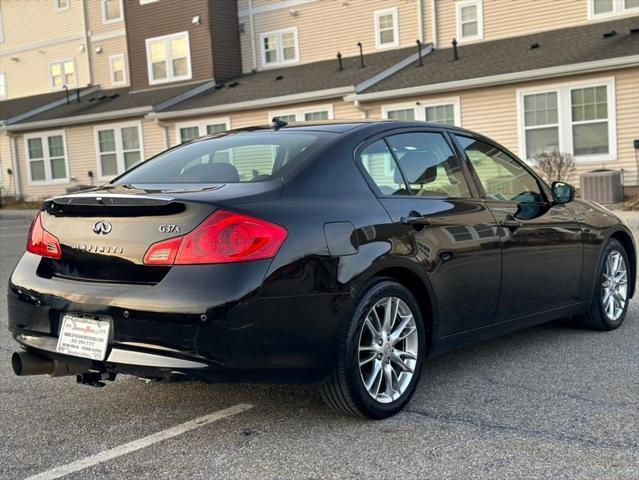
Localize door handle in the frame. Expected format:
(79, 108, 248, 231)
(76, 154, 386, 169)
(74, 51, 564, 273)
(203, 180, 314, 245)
(499, 215, 522, 230)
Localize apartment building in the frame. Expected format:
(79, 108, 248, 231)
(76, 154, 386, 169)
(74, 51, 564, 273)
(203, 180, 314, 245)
(1, 0, 638, 201)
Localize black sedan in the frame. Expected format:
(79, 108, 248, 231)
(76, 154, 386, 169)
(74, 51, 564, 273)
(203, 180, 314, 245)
(8, 121, 635, 419)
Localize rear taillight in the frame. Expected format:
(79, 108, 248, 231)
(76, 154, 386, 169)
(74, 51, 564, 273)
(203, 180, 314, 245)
(143, 210, 287, 265)
(26, 213, 62, 259)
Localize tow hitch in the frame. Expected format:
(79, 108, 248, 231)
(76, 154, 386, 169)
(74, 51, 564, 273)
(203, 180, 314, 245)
(76, 371, 117, 387)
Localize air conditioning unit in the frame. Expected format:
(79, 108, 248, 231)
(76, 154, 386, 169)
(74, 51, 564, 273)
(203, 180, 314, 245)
(580, 169, 623, 204)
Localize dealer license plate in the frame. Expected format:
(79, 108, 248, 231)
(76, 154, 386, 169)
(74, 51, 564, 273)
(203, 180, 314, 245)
(56, 315, 110, 361)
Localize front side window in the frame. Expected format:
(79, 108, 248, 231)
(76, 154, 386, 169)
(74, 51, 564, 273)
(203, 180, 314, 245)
(260, 28, 299, 67)
(456, 135, 543, 203)
(146, 32, 191, 84)
(50, 60, 76, 88)
(456, 0, 483, 41)
(571, 86, 609, 156)
(375, 8, 399, 48)
(522, 91, 559, 159)
(102, 0, 123, 23)
(116, 132, 330, 184)
(25, 132, 68, 183)
(96, 124, 143, 177)
(386, 132, 471, 198)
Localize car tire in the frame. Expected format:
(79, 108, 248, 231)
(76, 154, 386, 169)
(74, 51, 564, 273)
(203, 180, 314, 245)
(320, 279, 426, 419)
(574, 238, 631, 331)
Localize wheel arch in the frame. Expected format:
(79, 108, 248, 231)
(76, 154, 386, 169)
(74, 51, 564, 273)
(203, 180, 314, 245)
(609, 228, 636, 298)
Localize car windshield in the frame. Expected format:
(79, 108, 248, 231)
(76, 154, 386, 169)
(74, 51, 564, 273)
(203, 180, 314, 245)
(114, 131, 331, 184)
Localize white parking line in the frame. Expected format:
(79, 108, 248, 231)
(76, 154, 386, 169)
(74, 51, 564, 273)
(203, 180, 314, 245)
(24, 403, 254, 480)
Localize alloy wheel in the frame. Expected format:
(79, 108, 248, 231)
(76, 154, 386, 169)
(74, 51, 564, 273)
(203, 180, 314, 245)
(601, 249, 628, 322)
(357, 296, 418, 404)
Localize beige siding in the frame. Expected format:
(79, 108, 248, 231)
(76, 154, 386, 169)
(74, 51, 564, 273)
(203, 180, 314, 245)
(0, 133, 14, 194)
(90, 36, 129, 88)
(364, 67, 639, 186)
(435, 0, 589, 48)
(239, 0, 421, 73)
(85, 0, 125, 37)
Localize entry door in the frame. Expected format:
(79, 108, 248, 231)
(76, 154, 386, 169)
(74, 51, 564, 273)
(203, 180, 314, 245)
(360, 131, 502, 336)
(454, 134, 583, 322)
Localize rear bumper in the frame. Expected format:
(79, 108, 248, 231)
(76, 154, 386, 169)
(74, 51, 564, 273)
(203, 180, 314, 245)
(8, 252, 349, 383)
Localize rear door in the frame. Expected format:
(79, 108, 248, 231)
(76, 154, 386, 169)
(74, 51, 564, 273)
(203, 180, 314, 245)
(359, 129, 501, 336)
(452, 134, 583, 322)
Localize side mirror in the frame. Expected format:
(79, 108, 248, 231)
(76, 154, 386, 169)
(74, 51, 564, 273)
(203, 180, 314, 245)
(551, 181, 575, 204)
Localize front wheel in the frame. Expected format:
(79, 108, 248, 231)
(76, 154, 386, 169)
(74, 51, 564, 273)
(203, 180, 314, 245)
(320, 280, 426, 419)
(575, 239, 630, 331)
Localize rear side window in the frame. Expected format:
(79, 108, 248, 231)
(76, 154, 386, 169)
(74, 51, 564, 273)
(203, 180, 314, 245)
(115, 131, 329, 184)
(360, 140, 406, 196)
(386, 132, 471, 198)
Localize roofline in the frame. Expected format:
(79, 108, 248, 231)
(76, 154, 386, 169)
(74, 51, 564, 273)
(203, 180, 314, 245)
(150, 86, 356, 120)
(4, 106, 153, 132)
(346, 55, 639, 102)
(355, 45, 433, 92)
(3, 85, 101, 125)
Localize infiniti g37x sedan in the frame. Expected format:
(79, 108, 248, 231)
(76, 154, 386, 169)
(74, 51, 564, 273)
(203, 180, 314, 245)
(8, 121, 635, 419)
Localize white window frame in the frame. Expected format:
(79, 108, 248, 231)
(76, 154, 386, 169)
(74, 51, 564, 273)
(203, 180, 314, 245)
(48, 59, 77, 89)
(174, 117, 231, 146)
(140, 0, 159, 4)
(24, 130, 70, 185)
(382, 97, 462, 126)
(518, 89, 562, 162)
(101, 0, 124, 24)
(259, 27, 300, 69)
(94, 121, 145, 180)
(374, 8, 399, 49)
(109, 54, 127, 86)
(456, 0, 483, 42)
(56, 0, 70, 12)
(0, 72, 6, 99)
(145, 31, 192, 85)
(587, 0, 639, 19)
(267, 104, 334, 123)
(517, 77, 617, 163)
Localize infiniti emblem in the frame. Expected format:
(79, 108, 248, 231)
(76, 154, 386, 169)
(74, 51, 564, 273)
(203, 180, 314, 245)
(92, 221, 112, 235)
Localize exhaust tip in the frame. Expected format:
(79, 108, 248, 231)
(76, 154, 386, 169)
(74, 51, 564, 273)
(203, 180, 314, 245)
(11, 352, 24, 376)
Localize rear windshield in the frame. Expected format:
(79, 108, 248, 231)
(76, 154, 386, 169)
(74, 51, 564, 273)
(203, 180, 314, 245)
(114, 131, 330, 184)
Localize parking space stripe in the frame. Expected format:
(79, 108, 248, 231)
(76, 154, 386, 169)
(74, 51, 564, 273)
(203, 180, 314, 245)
(24, 403, 255, 480)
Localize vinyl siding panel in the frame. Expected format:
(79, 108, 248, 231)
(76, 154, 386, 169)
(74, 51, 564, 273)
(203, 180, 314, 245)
(240, 0, 420, 73)
(90, 37, 129, 88)
(85, 0, 125, 37)
(364, 68, 639, 186)
(435, 0, 589, 48)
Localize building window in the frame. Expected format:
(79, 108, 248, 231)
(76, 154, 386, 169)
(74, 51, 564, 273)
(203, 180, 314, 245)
(259, 28, 299, 68)
(109, 54, 127, 85)
(518, 79, 616, 162)
(49, 60, 76, 88)
(383, 98, 461, 126)
(456, 0, 483, 42)
(101, 0, 123, 23)
(95, 123, 144, 178)
(146, 31, 192, 84)
(0, 72, 6, 99)
(56, 0, 70, 11)
(522, 91, 559, 158)
(176, 119, 230, 144)
(269, 106, 333, 123)
(589, 0, 639, 17)
(25, 131, 69, 183)
(374, 8, 399, 49)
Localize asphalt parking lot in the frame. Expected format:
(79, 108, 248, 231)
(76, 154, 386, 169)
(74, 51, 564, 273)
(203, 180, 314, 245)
(1, 212, 638, 480)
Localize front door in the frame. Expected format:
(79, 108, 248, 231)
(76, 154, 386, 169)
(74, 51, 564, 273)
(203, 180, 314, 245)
(359, 130, 502, 336)
(453, 134, 583, 323)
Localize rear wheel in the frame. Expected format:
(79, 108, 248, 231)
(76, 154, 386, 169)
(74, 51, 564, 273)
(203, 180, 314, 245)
(575, 239, 630, 331)
(320, 280, 425, 419)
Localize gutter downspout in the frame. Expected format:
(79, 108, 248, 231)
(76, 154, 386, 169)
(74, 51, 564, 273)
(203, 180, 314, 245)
(81, 0, 94, 86)
(417, 0, 424, 44)
(248, 0, 258, 71)
(9, 134, 22, 199)
(430, 0, 438, 49)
